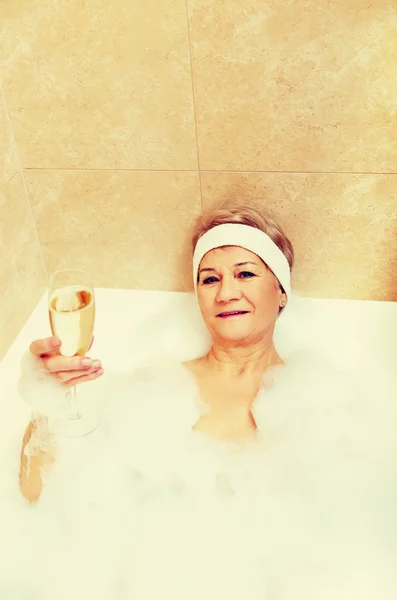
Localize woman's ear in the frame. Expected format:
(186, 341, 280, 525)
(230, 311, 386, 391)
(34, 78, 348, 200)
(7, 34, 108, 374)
(279, 294, 287, 308)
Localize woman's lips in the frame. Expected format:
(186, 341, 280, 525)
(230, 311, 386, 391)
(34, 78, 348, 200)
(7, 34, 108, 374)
(216, 311, 249, 318)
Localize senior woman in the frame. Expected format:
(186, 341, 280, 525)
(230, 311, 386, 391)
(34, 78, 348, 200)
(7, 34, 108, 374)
(6, 202, 397, 599)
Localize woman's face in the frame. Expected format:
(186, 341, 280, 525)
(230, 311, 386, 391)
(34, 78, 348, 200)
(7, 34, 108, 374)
(196, 246, 287, 346)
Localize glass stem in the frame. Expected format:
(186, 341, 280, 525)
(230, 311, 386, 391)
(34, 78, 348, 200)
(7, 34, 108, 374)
(68, 385, 81, 420)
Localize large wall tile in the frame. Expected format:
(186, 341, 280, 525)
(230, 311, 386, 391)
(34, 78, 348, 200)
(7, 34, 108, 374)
(26, 170, 202, 290)
(2, 0, 197, 170)
(0, 89, 19, 189)
(200, 172, 397, 301)
(189, 0, 397, 172)
(0, 172, 47, 359)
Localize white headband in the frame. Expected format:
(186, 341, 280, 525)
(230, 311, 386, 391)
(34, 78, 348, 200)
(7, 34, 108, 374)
(193, 223, 291, 297)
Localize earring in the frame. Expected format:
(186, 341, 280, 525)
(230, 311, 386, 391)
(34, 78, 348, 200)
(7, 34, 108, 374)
(280, 299, 286, 307)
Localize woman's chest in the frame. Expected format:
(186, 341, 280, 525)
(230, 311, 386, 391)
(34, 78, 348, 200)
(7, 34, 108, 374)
(192, 376, 261, 441)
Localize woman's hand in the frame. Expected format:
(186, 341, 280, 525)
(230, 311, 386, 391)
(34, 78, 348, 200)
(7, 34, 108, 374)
(29, 336, 104, 389)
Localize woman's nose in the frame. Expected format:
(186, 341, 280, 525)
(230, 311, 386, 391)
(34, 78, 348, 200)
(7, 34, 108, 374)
(215, 275, 241, 303)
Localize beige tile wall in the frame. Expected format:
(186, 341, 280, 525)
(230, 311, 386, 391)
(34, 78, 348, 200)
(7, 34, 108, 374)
(25, 170, 202, 290)
(189, 0, 397, 173)
(0, 0, 396, 357)
(1, 0, 198, 170)
(0, 89, 47, 359)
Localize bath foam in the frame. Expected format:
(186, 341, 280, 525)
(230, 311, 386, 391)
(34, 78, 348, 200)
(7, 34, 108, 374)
(0, 289, 396, 599)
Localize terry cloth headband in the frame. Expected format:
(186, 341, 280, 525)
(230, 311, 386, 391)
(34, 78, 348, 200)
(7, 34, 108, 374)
(193, 223, 291, 297)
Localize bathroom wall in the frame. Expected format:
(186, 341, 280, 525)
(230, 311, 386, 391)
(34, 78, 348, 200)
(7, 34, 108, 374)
(1, 1, 396, 326)
(0, 87, 47, 359)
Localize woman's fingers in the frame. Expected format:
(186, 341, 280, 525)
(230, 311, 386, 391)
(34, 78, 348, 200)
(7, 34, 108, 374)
(60, 368, 104, 388)
(30, 336, 94, 359)
(45, 354, 100, 374)
(30, 337, 61, 357)
(29, 336, 101, 387)
(55, 362, 102, 383)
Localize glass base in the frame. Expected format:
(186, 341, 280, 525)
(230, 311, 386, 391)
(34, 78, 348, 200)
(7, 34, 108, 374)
(53, 411, 100, 438)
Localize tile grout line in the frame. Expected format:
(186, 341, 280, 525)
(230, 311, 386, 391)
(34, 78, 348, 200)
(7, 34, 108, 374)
(22, 168, 397, 175)
(24, 167, 202, 172)
(2, 88, 49, 282)
(184, 0, 204, 212)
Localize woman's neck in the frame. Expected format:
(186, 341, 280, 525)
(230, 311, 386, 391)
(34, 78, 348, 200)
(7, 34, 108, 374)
(203, 339, 284, 377)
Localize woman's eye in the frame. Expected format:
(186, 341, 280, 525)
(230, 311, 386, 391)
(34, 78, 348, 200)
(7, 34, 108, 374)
(238, 271, 255, 279)
(202, 276, 219, 285)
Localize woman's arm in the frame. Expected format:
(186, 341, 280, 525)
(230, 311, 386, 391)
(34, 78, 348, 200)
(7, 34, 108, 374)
(19, 416, 55, 503)
(17, 336, 103, 503)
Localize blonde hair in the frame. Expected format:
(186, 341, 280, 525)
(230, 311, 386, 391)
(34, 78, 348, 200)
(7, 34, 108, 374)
(192, 201, 294, 275)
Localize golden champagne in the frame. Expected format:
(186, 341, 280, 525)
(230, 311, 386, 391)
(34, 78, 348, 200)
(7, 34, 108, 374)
(49, 285, 95, 357)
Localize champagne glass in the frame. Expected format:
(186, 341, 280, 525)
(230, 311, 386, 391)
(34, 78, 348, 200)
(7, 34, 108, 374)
(48, 269, 99, 437)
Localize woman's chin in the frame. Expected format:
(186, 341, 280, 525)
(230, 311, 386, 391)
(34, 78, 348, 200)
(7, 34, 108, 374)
(211, 320, 254, 342)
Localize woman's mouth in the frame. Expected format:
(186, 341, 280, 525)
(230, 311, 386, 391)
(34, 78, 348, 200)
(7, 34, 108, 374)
(216, 311, 249, 318)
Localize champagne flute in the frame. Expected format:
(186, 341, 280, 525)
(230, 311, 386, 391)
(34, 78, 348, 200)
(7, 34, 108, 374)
(48, 269, 99, 437)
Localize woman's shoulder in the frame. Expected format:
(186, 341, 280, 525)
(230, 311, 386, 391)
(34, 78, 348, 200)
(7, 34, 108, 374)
(127, 358, 195, 391)
(254, 348, 396, 468)
(261, 349, 359, 404)
(253, 350, 365, 444)
(102, 358, 193, 398)
(103, 358, 197, 433)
